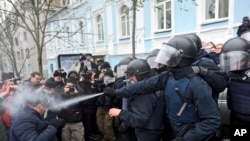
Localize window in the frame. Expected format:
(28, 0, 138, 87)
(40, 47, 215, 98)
(16, 51, 21, 60)
(25, 48, 30, 58)
(27, 64, 32, 73)
(120, 6, 130, 37)
(24, 32, 27, 40)
(19, 32, 23, 41)
(155, 0, 171, 31)
(15, 37, 18, 46)
(204, 0, 228, 21)
(21, 49, 24, 59)
(79, 21, 85, 43)
(66, 26, 70, 40)
(96, 15, 104, 41)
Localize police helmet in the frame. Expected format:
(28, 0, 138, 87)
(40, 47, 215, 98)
(220, 37, 250, 71)
(155, 36, 197, 68)
(116, 57, 133, 77)
(147, 49, 160, 69)
(125, 59, 151, 81)
(184, 34, 202, 50)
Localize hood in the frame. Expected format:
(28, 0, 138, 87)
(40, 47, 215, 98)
(171, 66, 194, 80)
(195, 49, 210, 60)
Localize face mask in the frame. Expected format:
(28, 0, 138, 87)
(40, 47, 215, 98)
(104, 77, 115, 85)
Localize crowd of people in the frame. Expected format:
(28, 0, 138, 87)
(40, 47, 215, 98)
(0, 16, 249, 141)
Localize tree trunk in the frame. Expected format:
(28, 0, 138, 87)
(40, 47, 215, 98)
(132, 0, 137, 59)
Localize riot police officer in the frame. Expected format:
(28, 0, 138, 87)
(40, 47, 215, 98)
(146, 49, 167, 75)
(185, 34, 227, 101)
(109, 59, 164, 141)
(105, 36, 221, 141)
(220, 37, 250, 128)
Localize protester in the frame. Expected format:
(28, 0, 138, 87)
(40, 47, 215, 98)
(57, 78, 84, 141)
(10, 92, 65, 141)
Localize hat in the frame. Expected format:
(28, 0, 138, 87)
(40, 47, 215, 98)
(53, 70, 62, 77)
(101, 62, 111, 69)
(103, 68, 114, 77)
(66, 77, 77, 85)
(44, 79, 57, 89)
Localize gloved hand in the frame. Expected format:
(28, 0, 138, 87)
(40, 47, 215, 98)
(171, 137, 183, 141)
(103, 87, 116, 97)
(49, 118, 66, 130)
(191, 66, 208, 76)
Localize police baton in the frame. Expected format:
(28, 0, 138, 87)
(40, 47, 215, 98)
(175, 88, 188, 117)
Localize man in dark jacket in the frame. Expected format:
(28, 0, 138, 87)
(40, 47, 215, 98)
(10, 92, 65, 141)
(57, 78, 84, 141)
(23, 72, 43, 93)
(96, 68, 118, 141)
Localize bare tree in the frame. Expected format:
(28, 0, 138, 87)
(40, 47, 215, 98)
(131, 0, 144, 59)
(1, 0, 62, 76)
(0, 15, 25, 77)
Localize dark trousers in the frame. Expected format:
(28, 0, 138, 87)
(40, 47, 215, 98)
(121, 127, 136, 141)
(135, 128, 162, 141)
(82, 110, 98, 141)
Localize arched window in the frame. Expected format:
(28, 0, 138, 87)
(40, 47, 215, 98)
(120, 5, 130, 37)
(97, 15, 104, 41)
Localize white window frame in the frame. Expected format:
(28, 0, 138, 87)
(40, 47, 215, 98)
(120, 5, 130, 38)
(96, 15, 104, 41)
(154, 0, 172, 32)
(202, 0, 229, 23)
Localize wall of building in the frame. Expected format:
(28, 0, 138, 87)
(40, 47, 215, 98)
(45, 0, 250, 74)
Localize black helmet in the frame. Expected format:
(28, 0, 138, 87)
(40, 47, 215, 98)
(117, 57, 133, 66)
(147, 49, 160, 69)
(155, 36, 197, 68)
(125, 59, 151, 81)
(147, 49, 160, 58)
(184, 34, 202, 50)
(116, 57, 133, 77)
(220, 37, 250, 71)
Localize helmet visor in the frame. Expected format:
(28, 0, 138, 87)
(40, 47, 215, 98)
(155, 43, 183, 67)
(241, 32, 250, 42)
(147, 56, 158, 69)
(116, 65, 128, 77)
(220, 51, 250, 71)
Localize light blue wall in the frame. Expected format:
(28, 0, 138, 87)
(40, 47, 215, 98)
(143, 0, 152, 39)
(174, 1, 197, 33)
(234, 0, 250, 23)
(144, 39, 153, 52)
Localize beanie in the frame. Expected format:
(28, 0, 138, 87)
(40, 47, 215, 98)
(103, 68, 114, 77)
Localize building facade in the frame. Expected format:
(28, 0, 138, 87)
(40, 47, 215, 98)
(45, 0, 250, 76)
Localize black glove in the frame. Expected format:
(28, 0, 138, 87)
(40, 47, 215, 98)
(49, 118, 66, 130)
(103, 87, 115, 97)
(191, 66, 208, 76)
(171, 137, 183, 141)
